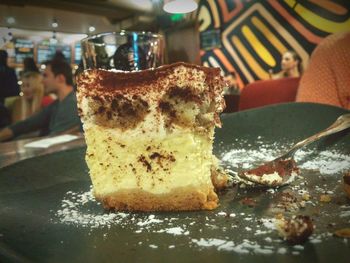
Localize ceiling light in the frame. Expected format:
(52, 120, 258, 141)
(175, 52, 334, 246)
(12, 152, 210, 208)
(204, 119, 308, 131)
(6, 16, 16, 24)
(163, 0, 198, 14)
(89, 26, 96, 32)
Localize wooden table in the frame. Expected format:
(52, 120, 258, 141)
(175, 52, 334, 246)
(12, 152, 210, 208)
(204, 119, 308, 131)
(0, 134, 86, 168)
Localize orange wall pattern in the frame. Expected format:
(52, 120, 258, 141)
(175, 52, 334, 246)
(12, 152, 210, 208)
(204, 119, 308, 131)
(198, 0, 350, 89)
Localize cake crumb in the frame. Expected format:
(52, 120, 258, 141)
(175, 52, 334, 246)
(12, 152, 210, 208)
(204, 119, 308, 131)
(334, 228, 350, 238)
(320, 194, 332, 202)
(275, 215, 314, 245)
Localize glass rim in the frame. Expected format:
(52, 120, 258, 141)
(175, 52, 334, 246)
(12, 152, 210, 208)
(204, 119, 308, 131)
(81, 31, 163, 43)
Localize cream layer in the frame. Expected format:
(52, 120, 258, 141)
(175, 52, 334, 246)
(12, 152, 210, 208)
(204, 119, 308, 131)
(85, 124, 216, 196)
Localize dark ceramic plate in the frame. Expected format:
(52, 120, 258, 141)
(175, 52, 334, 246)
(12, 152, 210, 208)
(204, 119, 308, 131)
(1, 103, 350, 263)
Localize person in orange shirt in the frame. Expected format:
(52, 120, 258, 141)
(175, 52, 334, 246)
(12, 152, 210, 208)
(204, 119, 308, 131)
(296, 31, 350, 109)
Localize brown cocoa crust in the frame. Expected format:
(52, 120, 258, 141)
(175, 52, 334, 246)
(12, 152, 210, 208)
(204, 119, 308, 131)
(76, 62, 222, 94)
(77, 62, 225, 130)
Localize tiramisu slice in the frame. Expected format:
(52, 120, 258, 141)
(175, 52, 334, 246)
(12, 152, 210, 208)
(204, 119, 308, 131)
(76, 62, 226, 211)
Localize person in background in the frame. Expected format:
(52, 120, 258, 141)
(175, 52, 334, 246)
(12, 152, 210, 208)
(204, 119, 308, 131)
(0, 50, 20, 105)
(270, 50, 303, 79)
(22, 57, 39, 74)
(223, 71, 239, 95)
(0, 59, 81, 142)
(0, 104, 10, 128)
(52, 51, 66, 62)
(11, 71, 54, 123)
(296, 31, 350, 109)
(223, 71, 240, 113)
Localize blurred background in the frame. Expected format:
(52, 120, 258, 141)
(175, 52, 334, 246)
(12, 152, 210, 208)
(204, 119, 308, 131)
(1, 0, 349, 90)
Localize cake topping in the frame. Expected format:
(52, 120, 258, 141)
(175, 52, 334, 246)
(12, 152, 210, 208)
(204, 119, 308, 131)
(76, 62, 223, 95)
(77, 62, 225, 133)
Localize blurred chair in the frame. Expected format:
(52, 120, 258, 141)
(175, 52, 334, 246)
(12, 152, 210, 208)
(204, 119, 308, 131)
(223, 94, 240, 113)
(238, 77, 300, 111)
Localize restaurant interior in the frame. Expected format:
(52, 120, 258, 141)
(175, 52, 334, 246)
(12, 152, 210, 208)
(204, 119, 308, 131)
(0, 1, 350, 262)
(1, 0, 349, 114)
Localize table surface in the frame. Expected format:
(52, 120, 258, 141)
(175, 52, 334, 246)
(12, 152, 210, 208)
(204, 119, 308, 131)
(0, 134, 86, 169)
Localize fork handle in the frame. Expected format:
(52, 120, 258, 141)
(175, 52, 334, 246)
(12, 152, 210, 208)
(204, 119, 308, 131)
(286, 113, 350, 157)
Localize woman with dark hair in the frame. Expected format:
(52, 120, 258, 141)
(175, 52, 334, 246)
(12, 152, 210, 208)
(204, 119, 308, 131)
(270, 50, 303, 79)
(23, 57, 39, 73)
(0, 50, 20, 104)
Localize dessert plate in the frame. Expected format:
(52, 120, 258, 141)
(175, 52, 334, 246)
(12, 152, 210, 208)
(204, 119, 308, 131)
(0, 102, 349, 263)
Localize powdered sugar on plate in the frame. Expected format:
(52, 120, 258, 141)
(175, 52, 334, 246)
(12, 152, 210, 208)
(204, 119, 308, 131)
(50, 138, 350, 255)
(297, 150, 350, 175)
(53, 187, 129, 228)
(220, 139, 350, 176)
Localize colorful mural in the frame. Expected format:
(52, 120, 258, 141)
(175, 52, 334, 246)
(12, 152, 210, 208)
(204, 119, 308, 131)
(197, 0, 350, 89)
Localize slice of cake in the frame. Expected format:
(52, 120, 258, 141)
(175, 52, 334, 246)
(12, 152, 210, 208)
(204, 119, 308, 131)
(76, 62, 226, 211)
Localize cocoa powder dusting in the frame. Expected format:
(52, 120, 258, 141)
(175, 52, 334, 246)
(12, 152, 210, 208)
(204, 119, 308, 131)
(138, 155, 152, 172)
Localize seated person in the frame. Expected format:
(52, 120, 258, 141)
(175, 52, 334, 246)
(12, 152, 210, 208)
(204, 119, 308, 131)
(11, 71, 54, 123)
(0, 59, 81, 142)
(0, 103, 10, 128)
(223, 71, 239, 94)
(0, 50, 20, 105)
(296, 31, 350, 109)
(20, 57, 40, 77)
(270, 50, 303, 79)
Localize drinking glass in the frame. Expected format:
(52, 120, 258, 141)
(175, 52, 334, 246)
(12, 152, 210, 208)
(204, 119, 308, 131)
(80, 31, 164, 71)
